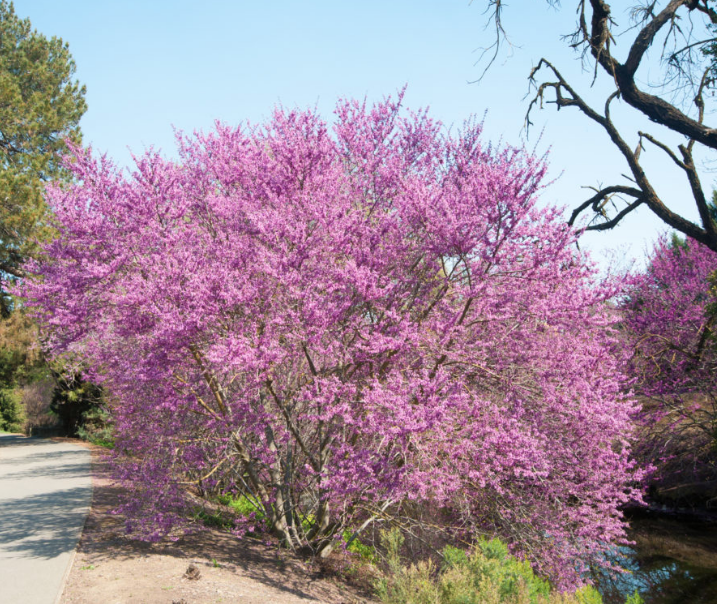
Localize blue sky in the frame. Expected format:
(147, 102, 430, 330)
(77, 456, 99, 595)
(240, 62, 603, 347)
(19, 0, 705, 268)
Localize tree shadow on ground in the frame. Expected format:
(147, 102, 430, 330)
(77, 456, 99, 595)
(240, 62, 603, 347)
(80, 454, 373, 603)
(1, 454, 90, 480)
(0, 434, 50, 448)
(0, 486, 90, 559)
(0, 434, 92, 560)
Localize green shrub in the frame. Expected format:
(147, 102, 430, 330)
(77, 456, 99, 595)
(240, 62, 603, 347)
(342, 529, 378, 562)
(623, 592, 643, 604)
(216, 494, 265, 520)
(0, 387, 24, 432)
(211, 493, 267, 535)
(439, 538, 551, 604)
(76, 405, 113, 447)
(375, 529, 643, 604)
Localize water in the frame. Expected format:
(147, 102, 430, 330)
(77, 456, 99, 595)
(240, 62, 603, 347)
(594, 515, 717, 604)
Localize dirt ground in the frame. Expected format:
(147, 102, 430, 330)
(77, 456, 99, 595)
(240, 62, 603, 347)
(58, 441, 376, 604)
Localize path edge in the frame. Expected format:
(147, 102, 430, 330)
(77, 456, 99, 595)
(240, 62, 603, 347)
(52, 438, 95, 604)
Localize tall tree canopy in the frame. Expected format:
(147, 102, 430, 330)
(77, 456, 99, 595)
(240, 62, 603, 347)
(23, 96, 643, 588)
(0, 0, 86, 311)
(481, 1, 717, 251)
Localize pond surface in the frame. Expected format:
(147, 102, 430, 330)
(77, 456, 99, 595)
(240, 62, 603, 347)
(595, 514, 717, 604)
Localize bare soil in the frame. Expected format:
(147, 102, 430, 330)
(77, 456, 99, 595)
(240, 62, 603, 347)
(58, 441, 376, 604)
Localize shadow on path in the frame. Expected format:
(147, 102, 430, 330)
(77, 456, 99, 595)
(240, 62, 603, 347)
(0, 485, 92, 559)
(0, 434, 52, 448)
(0, 434, 92, 560)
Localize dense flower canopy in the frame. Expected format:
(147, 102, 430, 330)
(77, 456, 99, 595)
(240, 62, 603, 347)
(623, 236, 717, 495)
(23, 95, 642, 587)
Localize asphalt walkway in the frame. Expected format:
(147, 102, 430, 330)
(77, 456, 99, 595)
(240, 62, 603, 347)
(0, 434, 91, 604)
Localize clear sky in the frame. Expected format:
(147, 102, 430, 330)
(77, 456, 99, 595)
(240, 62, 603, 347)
(18, 0, 706, 268)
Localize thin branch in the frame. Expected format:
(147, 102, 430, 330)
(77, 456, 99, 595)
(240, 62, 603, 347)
(568, 185, 642, 227)
(637, 131, 687, 169)
(265, 379, 320, 473)
(469, 0, 511, 82)
(584, 198, 645, 230)
(188, 344, 229, 416)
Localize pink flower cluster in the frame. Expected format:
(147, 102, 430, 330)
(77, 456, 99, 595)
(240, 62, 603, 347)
(24, 94, 643, 587)
(622, 236, 717, 491)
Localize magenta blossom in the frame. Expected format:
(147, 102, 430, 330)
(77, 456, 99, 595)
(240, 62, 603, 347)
(23, 94, 643, 588)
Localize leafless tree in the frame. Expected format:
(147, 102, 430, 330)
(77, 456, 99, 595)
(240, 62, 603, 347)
(480, 0, 717, 251)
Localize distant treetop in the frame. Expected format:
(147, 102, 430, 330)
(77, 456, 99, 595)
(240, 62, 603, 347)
(0, 0, 86, 312)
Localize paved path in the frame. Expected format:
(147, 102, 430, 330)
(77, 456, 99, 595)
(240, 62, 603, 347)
(0, 434, 91, 604)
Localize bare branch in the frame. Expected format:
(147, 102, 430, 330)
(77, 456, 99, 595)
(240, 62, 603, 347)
(525, 59, 608, 134)
(678, 142, 717, 237)
(469, 0, 511, 82)
(637, 131, 687, 168)
(623, 0, 692, 76)
(584, 197, 645, 230)
(479, 1, 717, 248)
(568, 185, 642, 227)
(188, 345, 229, 416)
(265, 379, 321, 473)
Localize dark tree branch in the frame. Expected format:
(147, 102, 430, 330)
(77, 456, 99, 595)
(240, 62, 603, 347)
(527, 58, 711, 244)
(0, 262, 25, 279)
(623, 0, 689, 76)
(637, 131, 686, 169)
(515, 2, 717, 250)
(588, 0, 616, 77)
(480, 1, 717, 249)
(614, 71, 717, 149)
(568, 185, 643, 227)
(693, 0, 717, 24)
(526, 60, 608, 131)
(584, 197, 645, 231)
(0, 137, 21, 156)
(687, 66, 713, 153)
(678, 143, 716, 237)
(593, 0, 717, 150)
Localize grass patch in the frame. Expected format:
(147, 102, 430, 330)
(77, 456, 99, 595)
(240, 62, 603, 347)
(87, 436, 114, 448)
(192, 508, 234, 530)
(342, 529, 378, 563)
(192, 494, 267, 533)
(216, 494, 264, 520)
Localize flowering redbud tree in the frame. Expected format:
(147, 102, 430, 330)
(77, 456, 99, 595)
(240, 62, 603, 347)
(23, 95, 642, 587)
(622, 236, 717, 500)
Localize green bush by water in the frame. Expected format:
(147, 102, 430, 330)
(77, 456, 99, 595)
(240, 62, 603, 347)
(375, 529, 642, 604)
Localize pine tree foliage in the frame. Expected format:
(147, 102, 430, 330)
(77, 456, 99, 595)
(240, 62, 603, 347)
(0, 0, 86, 309)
